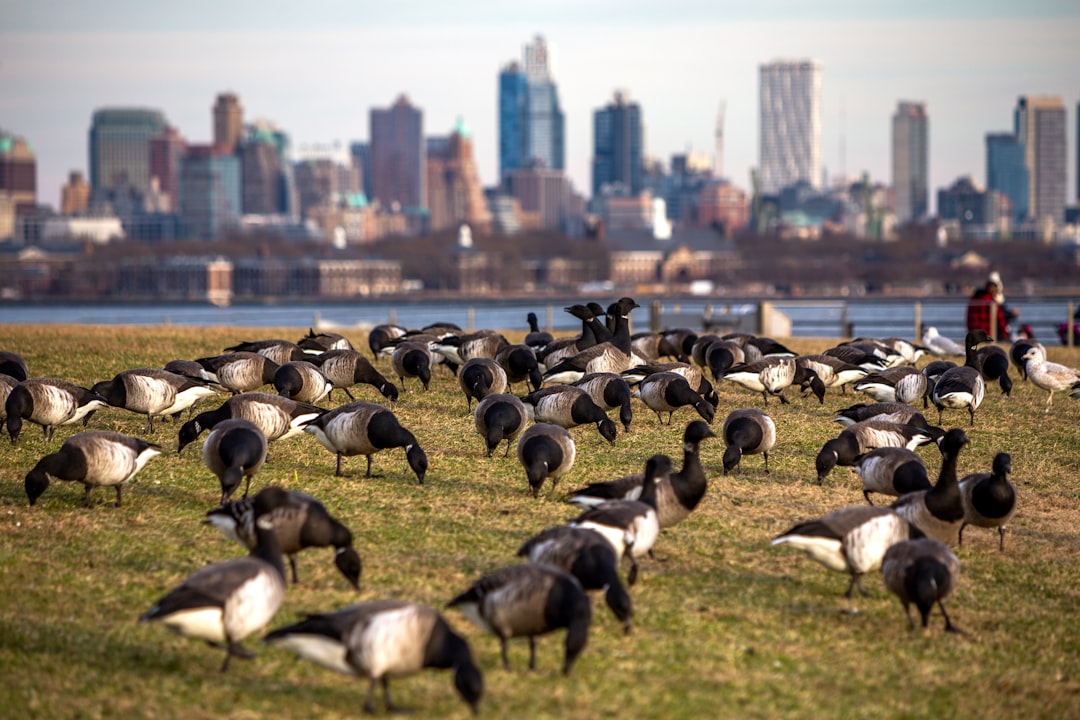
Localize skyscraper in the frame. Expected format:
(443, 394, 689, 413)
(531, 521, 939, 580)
(178, 145, 241, 240)
(986, 133, 1029, 223)
(498, 36, 565, 182)
(213, 93, 244, 154)
(891, 101, 928, 222)
(592, 91, 643, 198)
(759, 59, 823, 194)
(369, 95, 425, 210)
(0, 129, 36, 215)
(1015, 95, 1066, 224)
(149, 126, 186, 212)
(426, 118, 492, 232)
(88, 108, 167, 197)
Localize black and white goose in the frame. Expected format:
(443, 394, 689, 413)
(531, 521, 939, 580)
(537, 303, 608, 370)
(177, 392, 325, 452)
(92, 367, 219, 433)
(796, 354, 869, 395)
(881, 537, 962, 633)
(621, 361, 719, 407)
(304, 400, 427, 482)
(569, 422, 715, 530)
(516, 422, 576, 497)
(930, 330, 992, 425)
(264, 600, 483, 715)
(458, 357, 508, 411)
(140, 486, 290, 672)
(205, 489, 362, 588)
(516, 526, 633, 634)
(224, 339, 306, 365)
(306, 349, 398, 403)
(434, 330, 508, 367)
(890, 427, 970, 545)
(569, 454, 670, 585)
(201, 418, 268, 503)
(448, 563, 591, 675)
(24, 430, 162, 507)
(1021, 345, 1080, 412)
(702, 338, 745, 381)
(958, 451, 1016, 551)
(0, 350, 29, 381)
(721, 408, 776, 475)
(852, 447, 931, 505)
(522, 385, 618, 445)
(835, 340, 906, 369)
(474, 393, 529, 458)
(723, 357, 826, 405)
(494, 343, 543, 392)
(524, 311, 554, 353)
(852, 366, 928, 405)
(297, 328, 354, 354)
(0, 372, 17, 424)
(272, 361, 333, 405)
(571, 373, 633, 432)
(390, 341, 434, 392)
(195, 351, 279, 395)
(6, 377, 108, 444)
(367, 323, 408, 359)
(772, 505, 924, 598)
(833, 401, 936, 429)
(815, 419, 936, 485)
(542, 297, 640, 384)
(977, 344, 1013, 396)
(631, 371, 716, 425)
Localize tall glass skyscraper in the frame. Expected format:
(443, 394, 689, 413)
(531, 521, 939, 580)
(1015, 95, 1066, 224)
(986, 133, 1029, 223)
(758, 59, 822, 194)
(498, 35, 564, 183)
(369, 95, 425, 210)
(88, 108, 167, 197)
(592, 91, 643, 198)
(891, 101, 928, 222)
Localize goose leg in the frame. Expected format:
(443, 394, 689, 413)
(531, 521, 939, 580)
(939, 602, 964, 634)
(528, 637, 537, 670)
(83, 485, 93, 508)
(114, 485, 123, 508)
(364, 677, 379, 714)
(289, 555, 299, 584)
(998, 526, 1007, 552)
(500, 636, 511, 670)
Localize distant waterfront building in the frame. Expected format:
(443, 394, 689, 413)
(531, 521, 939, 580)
(891, 101, 928, 222)
(498, 62, 529, 182)
(60, 171, 90, 215)
(592, 91, 644, 198)
(1015, 95, 1067, 224)
(293, 157, 353, 219)
(0, 130, 36, 216)
(213, 93, 244, 154)
(241, 122, 293, 216)
(937, 176, 1010, 240)
(370, 95, 425, 212)
(498, 35, 566, 183)
(505, 162, 572, 232)
(88, 108, 167, 198)
(426, 118, 492, 233)
(178, 144, 241, 240)
(149, 126, 186, 212)
(759, 59, 823, 194)
(696, 181, 750, 234)
(986, 133, 1029, 223)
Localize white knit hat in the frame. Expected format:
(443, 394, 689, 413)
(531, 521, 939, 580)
(987, 271, 1002, 286)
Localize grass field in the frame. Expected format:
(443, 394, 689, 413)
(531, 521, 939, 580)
(0, 322, 1078, 719)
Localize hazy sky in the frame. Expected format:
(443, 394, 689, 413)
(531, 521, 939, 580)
(2, 1, 1078, 210)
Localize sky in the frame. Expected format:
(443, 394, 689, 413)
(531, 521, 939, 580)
(2, 1, 1078, 211)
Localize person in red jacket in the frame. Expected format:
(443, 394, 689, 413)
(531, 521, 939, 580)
(966, 280, 1010, 339)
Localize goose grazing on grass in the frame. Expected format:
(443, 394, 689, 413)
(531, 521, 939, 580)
(201, 419, 268, 503)
(304, 401, 427, 482)
(474, 393, 528, 458)
(977, 344, 1013, 396)
(772, 505, 924, 598)
(6, 378, 108, 444)
(522, 385, 618, 445)
(921, 326, 965, 356)
(265, 600, 483, 715)
(891, 428, 970, 545)
(494, 343, 543, 392)
(1009, 337, 1042, 381)
(224, 339, 306, 365)
(632, 371, 715, 425)
(0, 351, 29, 381)
(853, 366, 927, 405)
(721, 408, 776, 475)
(516, 422, 576, 497)
(272, 361, 333, 405)
(542, 297, 639, 384)
(568, 421, 715, 530)
(796, 354, 869, 395)
(205, 489, 362, 588)
(881, 537, 962, 633)
(24, 430, 162, 507)
(853, 447, 931, 505)
(820, 345, 889, 373)
(702, 339, 745, 381)
(1020, 345, 1080, 412)
(458, 357, 508, 411)
(306, 349, 398, 403)
(723, 357, 826, 405)
(833, 402, 936, 430)
(524, 312, 554, 353)
(815, 420, 937, 485)
(177, 392, 325, 452)
(367, 323, 408, 360)
(569, 454, 670, 585)
(517, 526, 633, 633)
(0, 373, 17, 424)
(92, 368, 219, 434)
(140, 486, 290, 673)
(958, 451, 1016, 551)
(391, 341, 434, 392)
(930, 330, 992, 425)
(622, 362, 719, 407)
(571, 373, 634, 432)
(448, 563, 591, 675)
(297, 328, 353, 354)
(195, 352, 279, 395)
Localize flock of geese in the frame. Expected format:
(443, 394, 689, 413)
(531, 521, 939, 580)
(3, 299, 1080, 714)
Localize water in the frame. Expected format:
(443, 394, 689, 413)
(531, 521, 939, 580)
(1, 296, 1076, 343)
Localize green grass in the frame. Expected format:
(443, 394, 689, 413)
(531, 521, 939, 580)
(1, 323, 1079, 719)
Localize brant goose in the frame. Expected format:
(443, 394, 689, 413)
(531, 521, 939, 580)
(474, 393, 528, 458)
(815, 420, 936, 485)
(6, 378, 108, 444)
(304, 401, 427, 482)
(458, 357, 508, 411)
(881, 537, 962, 633)
(201, 418, 268, 503)
(522, 385, 618, 445)
(306, 349, 398, 402)
(930, 330, 992, 425)
(92, 368, 219, 433)
(852, 447, 931, 505)
(516, 422, 576, 497)
(721, 408, 776, 475)
(891, 428, 970, 545)
(571, 373, 634, 432)
(958, 451, 1016, 551)
(177, 392, 324, 452)
(24, 430, 162, 507)
(195, 352, 279, 395)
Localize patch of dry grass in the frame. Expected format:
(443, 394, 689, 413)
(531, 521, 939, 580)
(0, 323, 1078, 719)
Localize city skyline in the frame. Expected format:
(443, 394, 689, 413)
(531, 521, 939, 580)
(2, 1, 1077, 212)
